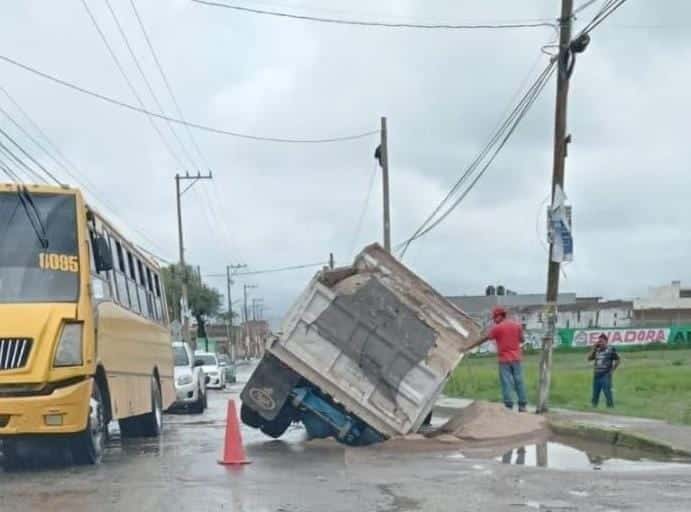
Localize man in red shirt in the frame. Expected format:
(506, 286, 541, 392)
(470, 306, 528, 411)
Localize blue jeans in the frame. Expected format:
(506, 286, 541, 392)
(499, 362, 527, 410)
(592, 372, 614, 407)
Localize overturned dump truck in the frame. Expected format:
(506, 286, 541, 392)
(240, 243, 480, 446)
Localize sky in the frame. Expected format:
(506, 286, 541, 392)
(1, 1, 690, 326)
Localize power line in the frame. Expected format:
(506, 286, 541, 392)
(400, 61, 555, 254)
(0, 151, 29, 184)
(0, 126, 63, 185)
(398, 60, 556, 257)
(348, 158, 378, 257)
(127, 0, 240, 259)
(206, 261, 326, 277)
(403, 63, 555, 251)
(578, 0, 628, 36)
(79, 0, 186, 167)
(0, 84, 174, 260)
(103, 0, 198, 169)
(128, 0, 210, 168)
(573, 0, 600, 16)
(191, 0, 556, 31)
(0, 139, 47, 184)
(0, 54, 378, 144)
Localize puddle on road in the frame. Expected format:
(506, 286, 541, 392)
(447, 436, 691, 472)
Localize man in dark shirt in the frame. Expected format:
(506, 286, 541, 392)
(587, 334, 620, 408)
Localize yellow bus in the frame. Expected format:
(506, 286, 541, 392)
(0, 182, 175, 466)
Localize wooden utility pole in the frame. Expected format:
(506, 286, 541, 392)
(537, 0, 574, 414)
(175, 171, 212, 347)
(225, 264, 246, 361)
(380, 116, 391, 252)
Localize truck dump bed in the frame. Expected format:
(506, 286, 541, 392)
(265, 243, 480, 438)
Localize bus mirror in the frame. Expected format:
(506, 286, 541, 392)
(94, 236, 113, 272)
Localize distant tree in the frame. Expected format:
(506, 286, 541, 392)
(161, 264, 221, 339)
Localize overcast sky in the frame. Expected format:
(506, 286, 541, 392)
(1, 1, 689, 324)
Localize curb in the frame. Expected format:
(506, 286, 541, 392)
(433, 399, 691, 458)
(548, 419, 691, 458)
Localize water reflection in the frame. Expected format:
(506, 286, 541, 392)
(501, 446, 526, 465)
(497, 440, 688, 471)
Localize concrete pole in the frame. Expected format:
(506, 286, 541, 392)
(380, 116, 391, 252)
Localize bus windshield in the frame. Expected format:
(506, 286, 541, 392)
(0, 191, 79, 303)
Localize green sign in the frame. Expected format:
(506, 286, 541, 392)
(555, 325, 691, 347)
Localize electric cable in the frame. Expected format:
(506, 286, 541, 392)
(191, 0, 556, 31)
(0, 54, 378, 144)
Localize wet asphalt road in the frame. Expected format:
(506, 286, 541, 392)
(1, 363, 691, 511)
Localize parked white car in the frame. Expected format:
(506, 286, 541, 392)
(171, 342, 207, 413)
(194, 351, 225, 389)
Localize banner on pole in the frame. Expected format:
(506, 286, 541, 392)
(548, 185, 573, 263)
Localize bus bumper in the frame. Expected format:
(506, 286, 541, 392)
(0, 379, 91, 436)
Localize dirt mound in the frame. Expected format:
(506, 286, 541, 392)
(434, 401, 547, 441)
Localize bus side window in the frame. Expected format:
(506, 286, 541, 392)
(136, 259, 150, 319)
(113, 238, 131, 309)
(104, 232, 118, 302)
(145, 267, 158, 321)
(154, 272, 167, 324)
(127, 251, 141, 314)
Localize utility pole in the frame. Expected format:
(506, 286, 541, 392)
(537, 0, 574, 414)
(175, 171, 213, 347)
(225, 264, 246, 361)
(252, 298, 263, 321)
(376, 116, 391, 252)
(243, 284, 257, 324)
(242, 284, 257, 360)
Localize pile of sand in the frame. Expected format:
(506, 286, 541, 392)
(432, 401, 547, 441)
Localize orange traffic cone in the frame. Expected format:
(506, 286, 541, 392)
(218, 399, 251, 465)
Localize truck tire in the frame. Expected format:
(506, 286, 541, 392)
(71, 381, 107, 465)
(259, 404, 294, 439)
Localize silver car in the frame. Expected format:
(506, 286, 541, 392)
(171, 342, 207, 413)
(194, 351, 225, 389)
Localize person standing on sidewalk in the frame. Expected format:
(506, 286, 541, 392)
(588, 334, 620, 408)
(471, 306, 528, 411)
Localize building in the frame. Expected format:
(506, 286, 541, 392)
(633, 281, 691, 325)
(448, 290, 633, 349)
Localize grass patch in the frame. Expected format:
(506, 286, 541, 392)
(444, 349, 691, 425)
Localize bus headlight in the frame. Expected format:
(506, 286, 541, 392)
(54, 323, 84, 367)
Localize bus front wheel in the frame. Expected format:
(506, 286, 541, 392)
(71, 381, 107, 465)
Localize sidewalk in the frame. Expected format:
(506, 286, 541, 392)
(433, 396, 691, 457)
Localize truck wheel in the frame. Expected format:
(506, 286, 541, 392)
(260, 414, 292, 438)
(71, 382, 107, 465)
(259, 404, 294, 438)
(202, 389, 208, 410)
